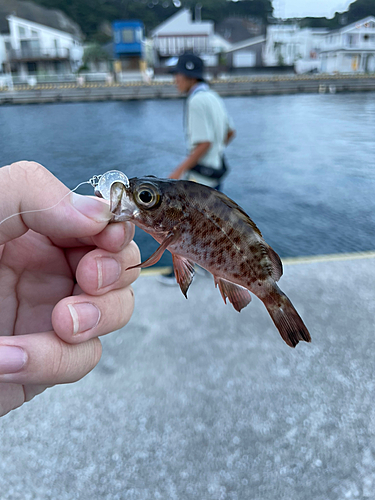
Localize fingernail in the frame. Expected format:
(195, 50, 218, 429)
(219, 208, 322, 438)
(96, 257, 121, 289)
(68, 303, 101, 335)
(0, 346, 27, 374)
(71, 193, 111, 222)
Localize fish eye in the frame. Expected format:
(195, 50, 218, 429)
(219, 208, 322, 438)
(134, 183, 161, 209)
(139, 190, 153, 203)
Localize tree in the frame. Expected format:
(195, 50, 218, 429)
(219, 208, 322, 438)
(300, 0, 375, 29)
(30, 0, 273, 39)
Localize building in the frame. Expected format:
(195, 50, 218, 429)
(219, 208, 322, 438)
(263, 24, 327, 68)
(319, 16, 375, 73)
(112, 20, 145, 72)
(152, 8, 217, 67)
(152, 9, 267, 70)
(0, 0, 83, 82)
(216, 17, 265, 69)
(264, 17, 375, 74)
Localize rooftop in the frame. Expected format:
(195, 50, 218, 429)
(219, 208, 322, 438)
(0, 0, 82, 37)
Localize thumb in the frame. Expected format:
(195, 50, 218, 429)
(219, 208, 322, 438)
(0, 161, 111, 244)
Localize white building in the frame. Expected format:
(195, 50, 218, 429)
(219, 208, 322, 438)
(319, 16, 375, 73)
(263, 24, 327, 67)
(152, 9, 268, 69)
(152, 9, 228, 67)
(0, 1, 83, 82)
(264, 17, 375, 74)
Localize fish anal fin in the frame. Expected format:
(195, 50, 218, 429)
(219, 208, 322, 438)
(172, 255, 195, 298)
(126, 232, 179, 270)
(267, 246, 283, 281)
(216, 278, 252, 312)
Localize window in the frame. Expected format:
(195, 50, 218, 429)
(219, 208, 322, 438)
(347, 34, 359, 47)
(18, 26, 26, 37)
(122, 29, 134, 43)
(135, 28, 143, 42)
(31, 30, 38, 37)
(114, 30, 121, 44)
(198, 37, 206, 52)
(26, 62, 37, 74)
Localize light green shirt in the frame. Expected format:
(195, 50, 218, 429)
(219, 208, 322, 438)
(185, 85, 234, 187)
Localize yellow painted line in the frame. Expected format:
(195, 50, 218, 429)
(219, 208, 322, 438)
(140, 251, 375, 277)
(141, 266, 172, 277)
(282, 250, 375, 266)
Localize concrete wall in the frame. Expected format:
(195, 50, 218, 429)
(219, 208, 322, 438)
(1, 75, 375, 104)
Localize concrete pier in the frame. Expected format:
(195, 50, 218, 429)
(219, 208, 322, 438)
(1, 252, 375, 499)
(1, 74, 375, 104)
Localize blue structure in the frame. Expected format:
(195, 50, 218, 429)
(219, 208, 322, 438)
(112, 20, 144, 58)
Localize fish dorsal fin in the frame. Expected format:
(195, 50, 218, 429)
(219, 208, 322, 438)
(214, 277, 252, 312)
(172, 255, 195, 298)
(214, 192, 262, 237)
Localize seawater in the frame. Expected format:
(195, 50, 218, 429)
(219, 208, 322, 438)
(0, 92, 374, 265)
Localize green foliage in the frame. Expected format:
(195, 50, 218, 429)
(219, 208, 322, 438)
(83, 44, 110, 64)
(300, 0, 375, 28)
(27, 0, 375, 41)
(29, 0, 273, 39)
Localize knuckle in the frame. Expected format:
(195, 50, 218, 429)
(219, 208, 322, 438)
(50, 338, 67, 380)
(9, 161, 45, 183)
(50, 337, 102, 383)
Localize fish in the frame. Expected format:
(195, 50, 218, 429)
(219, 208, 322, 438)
(109, 176, 311, 348)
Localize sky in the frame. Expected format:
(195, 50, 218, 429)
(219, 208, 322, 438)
(273, 0, 354, 19)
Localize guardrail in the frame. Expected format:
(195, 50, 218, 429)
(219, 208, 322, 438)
(8, 47, 70, 61)
(0, 73, 374, 104)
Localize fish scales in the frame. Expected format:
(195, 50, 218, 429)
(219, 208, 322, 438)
(139, 181, 268, 284)
(109, 177, 311, 348)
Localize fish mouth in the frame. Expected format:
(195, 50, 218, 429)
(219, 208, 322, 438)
(110, 182, 136, 222)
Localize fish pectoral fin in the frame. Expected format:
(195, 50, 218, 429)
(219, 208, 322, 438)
(126, 232, 179, 270)
(267, 245, 283, 281)
(172, 255, 195, 298)
(215, 277, 252, 312)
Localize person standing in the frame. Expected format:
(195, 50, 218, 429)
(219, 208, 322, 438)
(158, 53, 235, 285)
(169, 53, 235, 189)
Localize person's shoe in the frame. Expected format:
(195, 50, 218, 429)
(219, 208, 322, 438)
(156, 270, 178, 286)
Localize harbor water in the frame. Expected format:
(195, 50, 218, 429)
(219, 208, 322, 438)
(0, 92, 374, 265)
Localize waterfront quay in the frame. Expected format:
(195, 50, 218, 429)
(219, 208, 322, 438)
(2, 252, 375, 499)
(0, 73, 375, 104)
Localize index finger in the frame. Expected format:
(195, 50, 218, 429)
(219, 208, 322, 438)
(0, 161, 112, 245)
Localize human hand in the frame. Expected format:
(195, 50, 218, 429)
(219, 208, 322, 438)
(0, 162, 140, 417)
(169, 169, 183, 180)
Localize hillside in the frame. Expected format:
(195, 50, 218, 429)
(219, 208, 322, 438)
(9, 0, 375, 41)
(26, 0, 273, 39)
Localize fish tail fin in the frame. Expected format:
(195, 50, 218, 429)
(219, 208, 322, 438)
(262, 287, 311, 348)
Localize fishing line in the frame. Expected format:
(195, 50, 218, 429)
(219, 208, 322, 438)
(0, 175, 102, 228)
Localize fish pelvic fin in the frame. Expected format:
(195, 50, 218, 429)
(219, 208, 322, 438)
(126, 231, 179, 270)
(172, 255, 195, 298)
(215, 277, 252, 312)
(262, 285, 311, 348)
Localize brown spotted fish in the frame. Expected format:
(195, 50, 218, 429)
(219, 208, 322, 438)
(110, 177, 311, 348)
